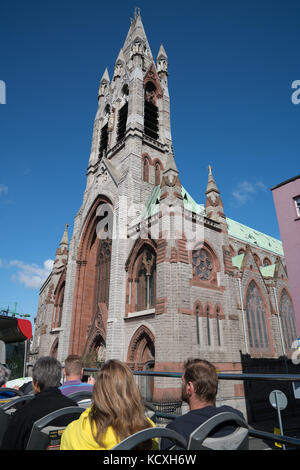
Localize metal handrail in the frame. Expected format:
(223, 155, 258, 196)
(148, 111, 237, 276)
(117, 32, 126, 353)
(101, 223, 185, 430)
(83, 368, 300, 382)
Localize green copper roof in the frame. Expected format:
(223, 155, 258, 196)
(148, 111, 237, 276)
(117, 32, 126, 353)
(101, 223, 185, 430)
(226, 217, 284, 256)
(142, 185, 205, 219)
(232, 253, 244, 269)
(143, 185, 283, 258)
(259, 263, 277, 278)
(231, 254, 277, 277)
(142, 185, 161, 219)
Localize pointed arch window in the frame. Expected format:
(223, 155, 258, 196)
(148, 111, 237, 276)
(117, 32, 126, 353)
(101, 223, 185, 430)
(136, 247, 156, 312)
(246, 281, 269, 352)
(206, 305, 211, 346)
(143, 156, 150, 182)
(53, 281, 65, 329)
(155, 161, 161, 185)
(216, 306, 221, 346)
(144, 82, 159, 140)
(95, 239, 112, 309)
(117, 84, 129, 142)
(195, 304, 201, 345)
(280, 289, 297, 351)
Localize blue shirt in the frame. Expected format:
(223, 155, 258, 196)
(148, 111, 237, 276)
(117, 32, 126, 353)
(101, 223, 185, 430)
(59, 380, 93, 397)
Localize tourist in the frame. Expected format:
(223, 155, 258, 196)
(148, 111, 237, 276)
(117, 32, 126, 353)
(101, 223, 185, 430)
(60, 359, 158, 450)
(59, 354, 95, 396)
(160, 358, 246, 450)
(1, 356, 79, 450)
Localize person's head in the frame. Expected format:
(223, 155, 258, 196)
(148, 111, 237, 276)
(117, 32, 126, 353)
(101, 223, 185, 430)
(181, 358, 218, 407)
(0, 364, 11, 387)
(64, 355, 83, 380)
(32, 356, 62, 394)
(90, 359, 151, 447)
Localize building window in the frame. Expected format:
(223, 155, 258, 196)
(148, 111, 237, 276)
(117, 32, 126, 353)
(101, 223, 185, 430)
(117, 101, 128, 141)
(95, 239, 112, 308)
(246, 280, 269, 351)
(195, 304, 201, 345)
(206, 305, 211, 346)
(155, 161, 161, 185)
(53, 282, 65, 329)
(280, 289, 297, 351)
(216, 306, 221, 346)
(144, 82, 159, 140)
(135, 246, 156, 312)
(192, 248, 213, 281)
(263, 257, 271, 266)
(143, 157, 150, 182)
(99, 123, 108, 159)
(294, 195, 300, 217)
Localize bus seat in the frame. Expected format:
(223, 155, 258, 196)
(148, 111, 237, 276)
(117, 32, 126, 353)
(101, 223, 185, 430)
(0, 395, 34, 446)
(26, 406, 85, 450)
(68, 391, 93, 408)
(143, 401, 156, 422)
(187, 412, 249, 450)
(112, 427, 187, 450)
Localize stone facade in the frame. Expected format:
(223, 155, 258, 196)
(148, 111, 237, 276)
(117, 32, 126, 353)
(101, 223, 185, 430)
(30, 12, 297, 417)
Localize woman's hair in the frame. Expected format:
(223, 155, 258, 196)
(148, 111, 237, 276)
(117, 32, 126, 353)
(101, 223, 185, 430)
(90, 359, 152, 448)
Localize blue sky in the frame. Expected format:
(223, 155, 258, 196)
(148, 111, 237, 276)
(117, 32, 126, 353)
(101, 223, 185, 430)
(0, 0, 299, 326)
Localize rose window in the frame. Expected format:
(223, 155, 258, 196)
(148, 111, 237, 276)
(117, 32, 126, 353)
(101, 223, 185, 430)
(192, 248, 213, 280)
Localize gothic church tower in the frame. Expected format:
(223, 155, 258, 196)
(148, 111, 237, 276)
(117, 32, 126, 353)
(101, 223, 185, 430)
(31, 11, 296, 411)
(56, 10, 177, 377)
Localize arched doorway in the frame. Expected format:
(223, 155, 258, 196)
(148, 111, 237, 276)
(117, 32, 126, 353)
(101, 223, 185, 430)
(127, 325, 155, 401)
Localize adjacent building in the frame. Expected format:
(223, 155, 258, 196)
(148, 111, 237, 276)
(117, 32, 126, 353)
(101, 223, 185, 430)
(271, 175, 300, 336)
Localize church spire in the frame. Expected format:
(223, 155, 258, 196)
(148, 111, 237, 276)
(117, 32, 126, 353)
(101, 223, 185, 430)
(205, 166, 225, 222)
(59, 223, 69, 247)
(98, 67, 110, 98)
(157, 44, 168, 78)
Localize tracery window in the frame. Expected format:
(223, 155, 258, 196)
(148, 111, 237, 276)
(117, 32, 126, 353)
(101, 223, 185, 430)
(53, 282, 65, 329)
(280, 289, 297, 350)
(246, 281, 269, 351)
(135, 246, 156, 312)
(95, 239, 112, 308)
(192, 248, 213, 281)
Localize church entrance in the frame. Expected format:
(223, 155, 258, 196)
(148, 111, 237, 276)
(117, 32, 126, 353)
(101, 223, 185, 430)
(127, 326, 155, 401)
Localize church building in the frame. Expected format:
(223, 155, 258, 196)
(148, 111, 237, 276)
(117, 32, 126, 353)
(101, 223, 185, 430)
(30, 11, 297, 415)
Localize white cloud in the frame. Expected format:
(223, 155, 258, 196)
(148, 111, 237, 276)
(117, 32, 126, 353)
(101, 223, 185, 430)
(0, 184, 8, 195)
(8, 259, 54, 289)
(232, 180, 267, 206)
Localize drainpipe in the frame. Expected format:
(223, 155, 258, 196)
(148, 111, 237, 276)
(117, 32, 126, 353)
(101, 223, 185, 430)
(273, 286, 286, 356)
(238, 277, 248, 354)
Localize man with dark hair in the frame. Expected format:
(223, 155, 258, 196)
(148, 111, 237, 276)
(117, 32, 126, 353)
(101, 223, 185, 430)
(59, 354, 94, 396)
(1, 356, 79, 450)
(160, 358, 245, 450)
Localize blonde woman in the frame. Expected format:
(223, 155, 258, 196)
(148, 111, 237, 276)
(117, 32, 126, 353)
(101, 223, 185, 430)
(60, 359, 157, 450)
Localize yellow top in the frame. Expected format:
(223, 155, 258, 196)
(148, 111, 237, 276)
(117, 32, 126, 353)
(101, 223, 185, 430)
(60, 407, 158, 450)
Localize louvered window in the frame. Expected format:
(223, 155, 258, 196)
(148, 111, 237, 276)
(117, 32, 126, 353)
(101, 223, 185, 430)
(144, 82, 159, 140)
(117, 101, 128, 141)
(99, 123, 108, 159)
